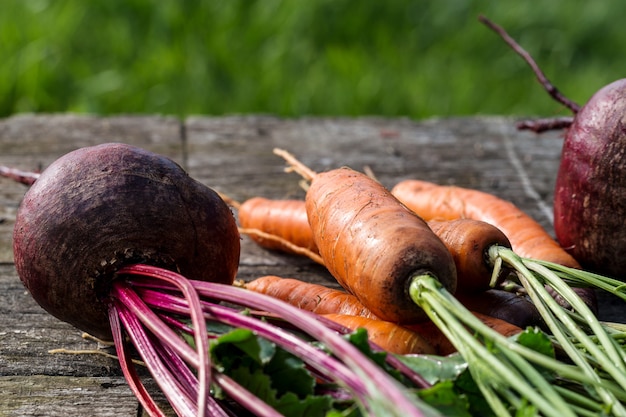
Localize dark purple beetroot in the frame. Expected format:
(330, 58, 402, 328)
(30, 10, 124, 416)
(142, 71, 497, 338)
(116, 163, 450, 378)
(456, 289, 546, 330)
(554, 79, 626, 277)
(13, 143, 240, 339)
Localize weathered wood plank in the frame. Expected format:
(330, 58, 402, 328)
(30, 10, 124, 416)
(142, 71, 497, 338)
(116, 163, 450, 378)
(0, 375, 141, 416)
(0, 375, 175, 417)
(184, 115, 560, 227)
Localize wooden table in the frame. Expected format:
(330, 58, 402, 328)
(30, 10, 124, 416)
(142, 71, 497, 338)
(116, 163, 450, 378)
(1, 114, 624, 416)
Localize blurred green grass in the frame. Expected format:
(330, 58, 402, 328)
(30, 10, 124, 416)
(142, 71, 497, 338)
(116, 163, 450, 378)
(2, 0, 625, 119)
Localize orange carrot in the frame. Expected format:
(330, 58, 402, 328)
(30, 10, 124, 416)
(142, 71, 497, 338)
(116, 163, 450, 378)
(246, 275, 533, 356)
(471, 311, 524, 339)
(245, 275, 379, 319)
(246, 274, 544, 329)
(390, 179, 581, 269)
(427, 218, 511, 293)
(274, 149, 457, 324)
(238, 197, 511, 294)
(245, 276, 445, 354)
(405, 311, 524, 356)
(390, 180, 599, 312)
(238, 197, 318, 254)
(238, 198, 318, 264)
(321, 313, 437, 355)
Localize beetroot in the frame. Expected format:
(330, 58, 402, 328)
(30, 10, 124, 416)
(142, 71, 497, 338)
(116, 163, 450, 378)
(553, 79, 626, 276)
(13, 142, 240, 339)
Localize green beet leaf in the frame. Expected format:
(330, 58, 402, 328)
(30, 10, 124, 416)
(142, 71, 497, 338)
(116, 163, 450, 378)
(210, 327, 336, 416)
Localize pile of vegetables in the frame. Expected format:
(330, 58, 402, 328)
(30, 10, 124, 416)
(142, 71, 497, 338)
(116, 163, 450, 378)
(238, 149, 626, 416)
(3, 16, 626, 417)
(9, 143, 436, 417)
(5, 135, 626, 416)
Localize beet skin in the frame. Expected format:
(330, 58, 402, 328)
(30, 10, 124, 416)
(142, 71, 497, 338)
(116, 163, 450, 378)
(554, 79, 626, 277)
(13, 143, 240, 340)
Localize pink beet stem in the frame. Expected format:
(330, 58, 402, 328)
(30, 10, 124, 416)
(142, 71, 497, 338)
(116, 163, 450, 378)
(109, 306, 169, 417)
(122, 264, 429, 417)
(0, 166, 40, 185)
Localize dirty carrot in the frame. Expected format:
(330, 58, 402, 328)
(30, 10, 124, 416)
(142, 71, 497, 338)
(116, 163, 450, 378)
(239, 197, 319, 254)
(390, 179, 599, 314)
(273, 148, 626, 416)
(427, 218, 511, 293)
(273, 148, 457, 325)
(246, 275, 379, 319)
(390, 179, 580, 268)
(246, 276, 524, 357)
(246, 276, 453, 355)
(246, 275, 541, 344)
(237, 197, 322, 264)
(322, 313, 437, 355)
(238, 197, 508, 294)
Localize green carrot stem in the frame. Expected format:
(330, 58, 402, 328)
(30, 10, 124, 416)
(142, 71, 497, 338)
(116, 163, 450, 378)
(494, 247, 626, 382)
(524, 259, 626, 370)
(489, 246, 626, 415)
(533, 259, 626, 301)
(424, 282, 610, 386)
(410, 276, 576, 417)
(513, 265, 624, 413)
(412, 271, 626, 405)
(553, 385, 606, 415)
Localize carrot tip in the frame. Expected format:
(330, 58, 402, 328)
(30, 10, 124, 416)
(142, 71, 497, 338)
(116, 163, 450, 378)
(273, 148, 317, 182)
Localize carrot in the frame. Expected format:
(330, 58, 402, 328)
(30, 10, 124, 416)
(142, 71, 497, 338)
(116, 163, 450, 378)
(246, 276, 527, 356)
(389, 180, 599, 312)
(406, 312, 524, 356)
(267, 152, 626, 413)
(246, 275, 546, 331)
(427, 218, 511, 293)
(390, 179, 580, 268)
(239, 197, 510, 294)
(324, 310, 523, 357)
(238, 197, 318, 254)
(245, 275, 379, 319)
(273, 149, 457, 324)
(237, 198, 320, 264)
(321, 313, 437, 355)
